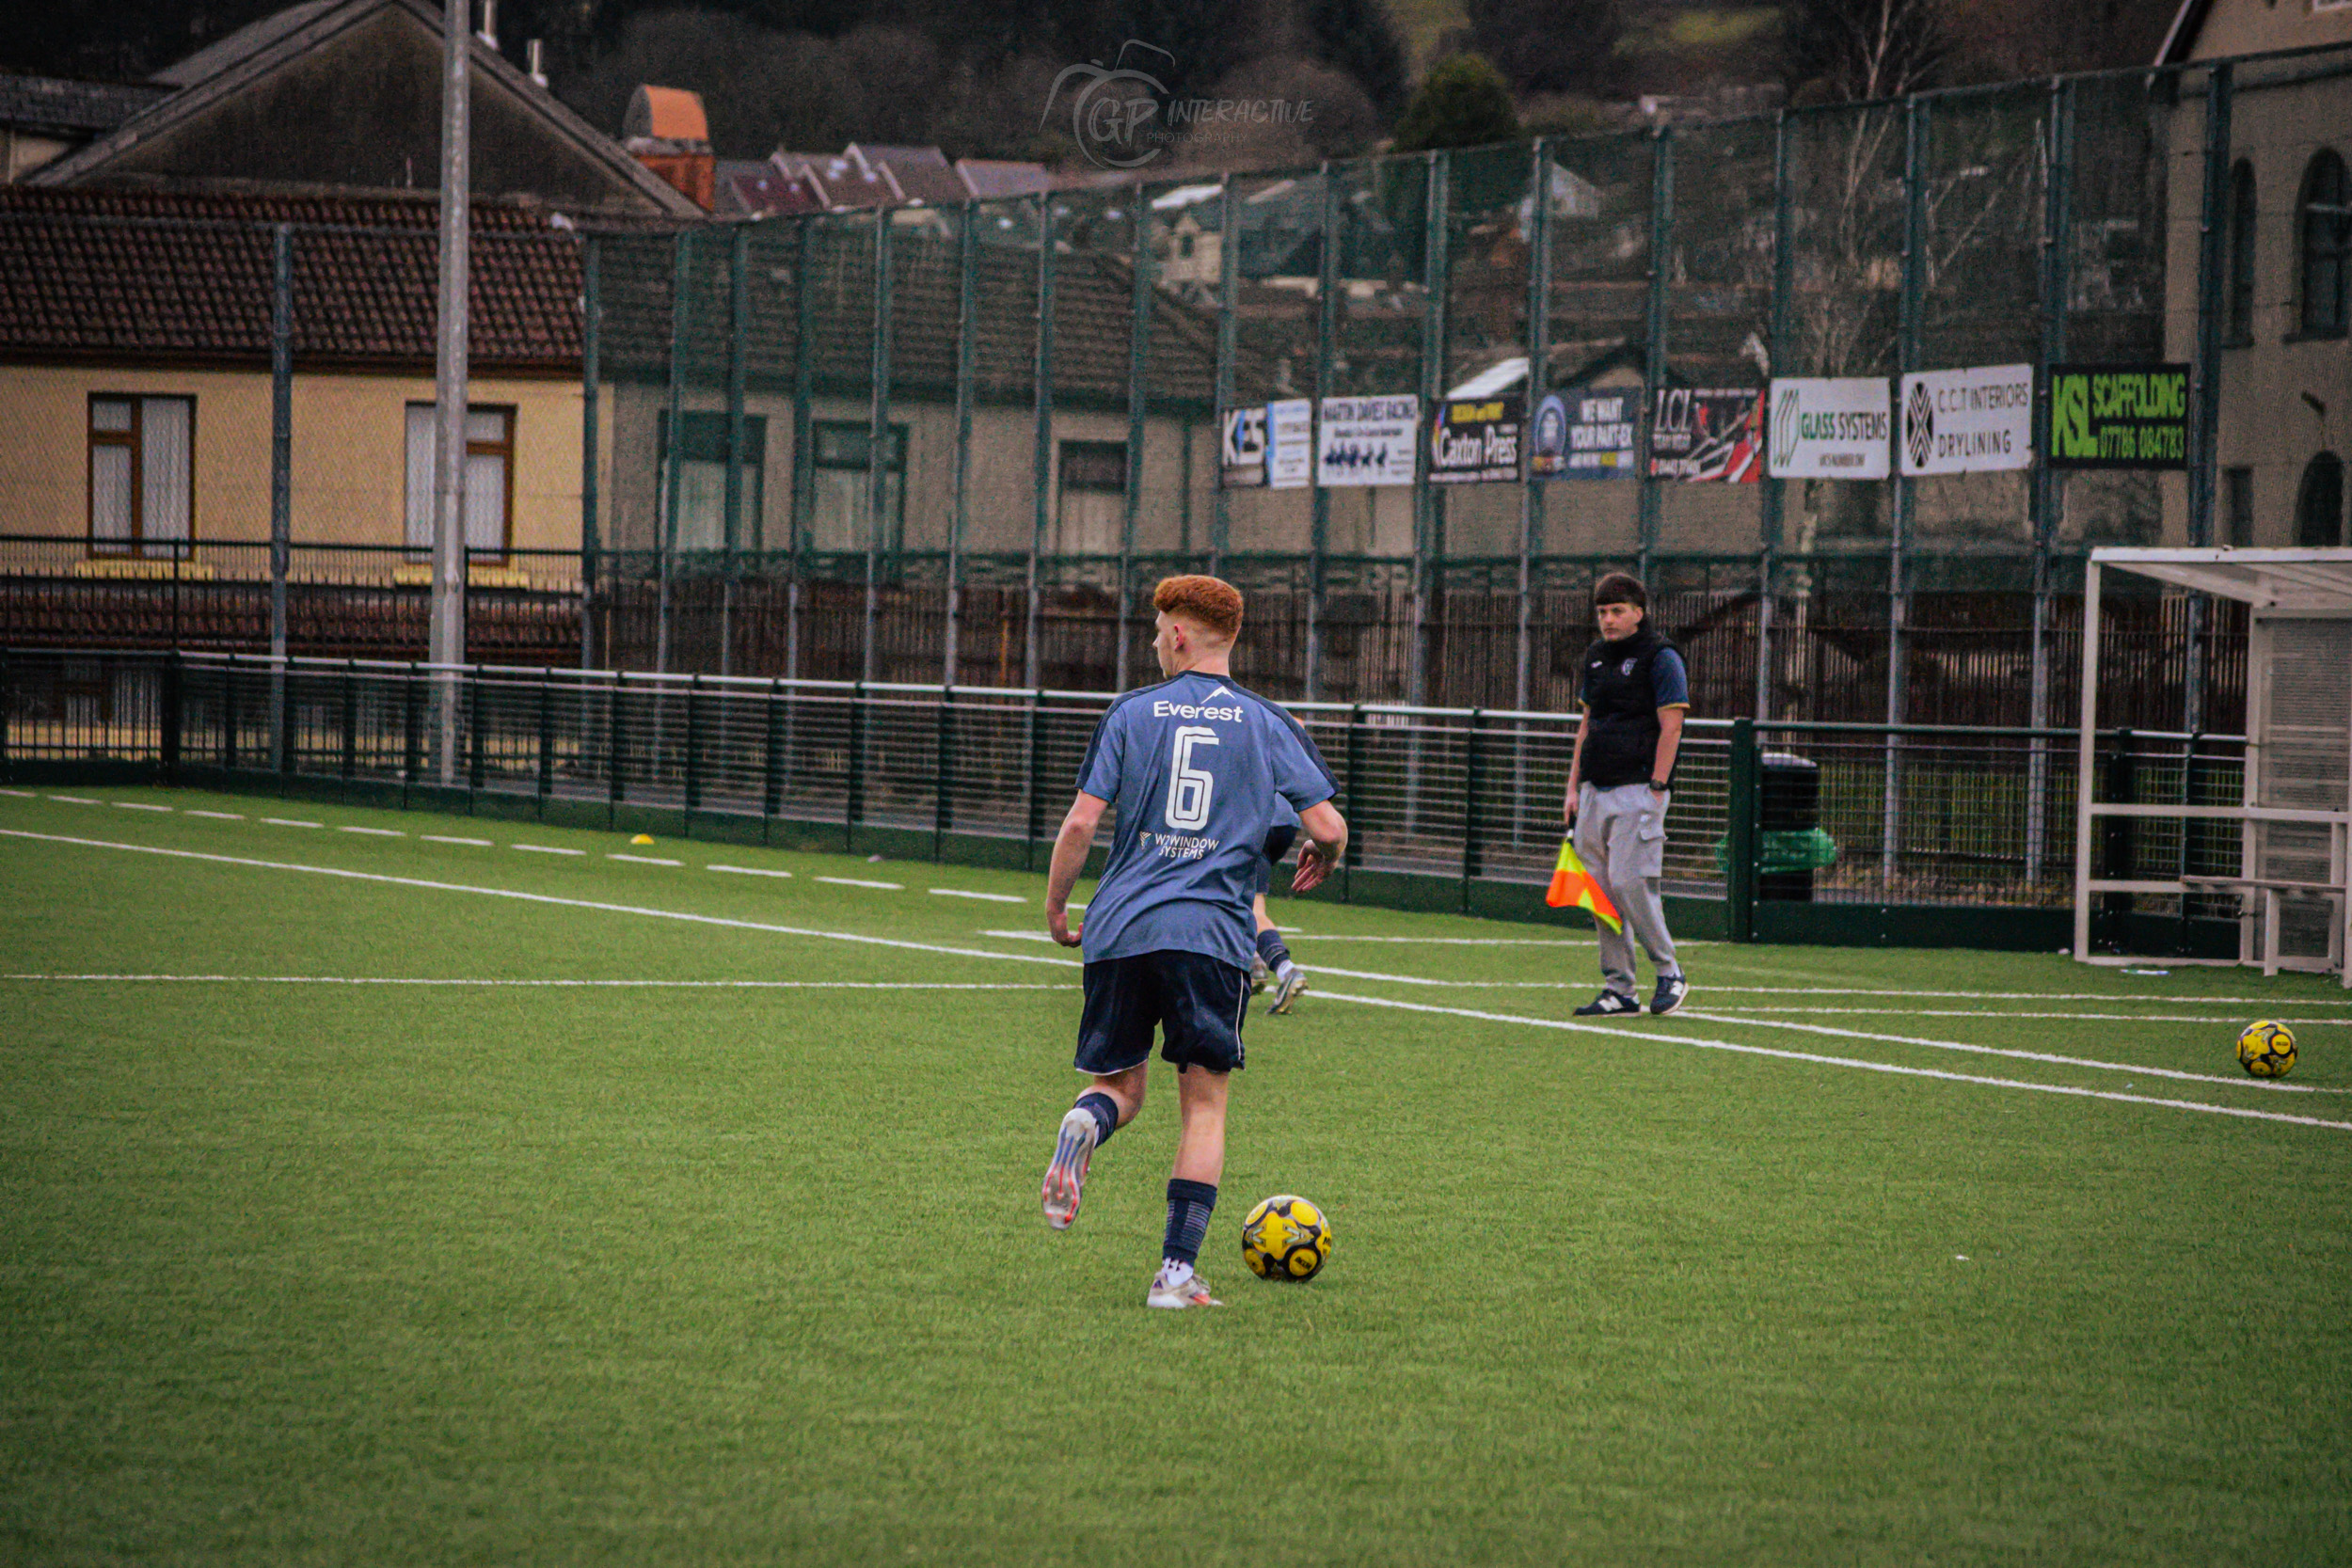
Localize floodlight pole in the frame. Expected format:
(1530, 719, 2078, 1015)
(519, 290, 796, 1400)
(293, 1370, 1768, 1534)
(430, 0, 471, 783)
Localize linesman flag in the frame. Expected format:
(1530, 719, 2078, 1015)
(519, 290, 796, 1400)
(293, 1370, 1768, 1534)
(1546, 837, 1622, 932)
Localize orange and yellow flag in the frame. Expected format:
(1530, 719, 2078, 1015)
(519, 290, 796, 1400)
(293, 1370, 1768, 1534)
(1546, 837, 1622, 932)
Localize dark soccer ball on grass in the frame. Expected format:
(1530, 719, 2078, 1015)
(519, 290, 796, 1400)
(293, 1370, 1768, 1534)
(1242, 1194, 1332, 1281)
(2235, 1020, 2296, 1079)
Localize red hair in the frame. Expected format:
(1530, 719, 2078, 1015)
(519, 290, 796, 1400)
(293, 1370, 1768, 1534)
(1152, 575, 1244, 641)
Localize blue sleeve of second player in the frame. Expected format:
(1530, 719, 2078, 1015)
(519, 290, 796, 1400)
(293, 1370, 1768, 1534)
(1652, 648, 1690, 708)
(1075, 705, 1125, 800)
(1266, 710, 1339, 812)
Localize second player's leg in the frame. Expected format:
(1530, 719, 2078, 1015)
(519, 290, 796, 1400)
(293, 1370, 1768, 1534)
(1576, 786, 1641, 1002)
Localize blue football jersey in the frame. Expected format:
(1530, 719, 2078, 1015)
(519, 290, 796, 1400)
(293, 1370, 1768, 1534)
(1074, 670, 1337, 969)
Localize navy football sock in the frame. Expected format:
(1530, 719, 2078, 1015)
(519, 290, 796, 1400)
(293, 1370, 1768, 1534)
(1075, 1091, 1120, 1148)
(1162, 1179, 1217, 1268)
(1254, 927, 1292, 971)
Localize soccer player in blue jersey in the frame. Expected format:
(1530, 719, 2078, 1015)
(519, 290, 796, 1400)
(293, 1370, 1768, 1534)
(1248, 796, 1310, 1015)
(1038, 575, 1347, 1309)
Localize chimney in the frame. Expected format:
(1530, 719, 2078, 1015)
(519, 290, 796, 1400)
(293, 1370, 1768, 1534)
(477, 0, 498, 48)
(623, 85, 717, 209)
(527, 38, 547, 86)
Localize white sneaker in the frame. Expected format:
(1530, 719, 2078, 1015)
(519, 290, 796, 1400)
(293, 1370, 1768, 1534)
(1146, 1266, 1223, 1309)
(1040, 1106, 1098, 1230)
(1266, 963, 1309, 1015)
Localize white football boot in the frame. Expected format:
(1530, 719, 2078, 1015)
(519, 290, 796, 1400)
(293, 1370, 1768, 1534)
(1040, 1106, 1099, 1230)
(1145, 1264, 1224, 1309)
(1265, 961, 1308, 1015)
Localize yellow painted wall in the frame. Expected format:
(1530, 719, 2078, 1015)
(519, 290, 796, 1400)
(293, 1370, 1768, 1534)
(0, 364, 582, 558)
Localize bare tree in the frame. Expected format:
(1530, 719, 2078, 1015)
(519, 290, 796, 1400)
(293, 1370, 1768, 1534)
(1784, 0, 1949, 105)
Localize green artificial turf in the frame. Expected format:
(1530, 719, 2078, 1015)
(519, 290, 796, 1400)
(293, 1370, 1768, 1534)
(1, 784, 2347, 1565)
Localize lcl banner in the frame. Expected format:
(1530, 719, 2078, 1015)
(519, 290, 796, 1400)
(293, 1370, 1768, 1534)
(1649, 387, 1765, 483)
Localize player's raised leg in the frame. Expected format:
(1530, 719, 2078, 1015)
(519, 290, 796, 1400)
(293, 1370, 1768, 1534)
(1043, 1066, 1140, 1229)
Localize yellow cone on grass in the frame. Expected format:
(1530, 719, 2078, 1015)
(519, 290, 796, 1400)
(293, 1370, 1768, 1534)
(630, 833, 654, 845)
(1546, 837, 1622, 933)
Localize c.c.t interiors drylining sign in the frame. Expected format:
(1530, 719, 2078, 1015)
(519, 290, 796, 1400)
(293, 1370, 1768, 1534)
(1899, 365, 2034, 475)
(1317, 395, 1419, 485)
(1767, 378, 1891, 480)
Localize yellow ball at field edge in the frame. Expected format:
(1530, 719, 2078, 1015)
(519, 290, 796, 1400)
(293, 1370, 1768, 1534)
(2235, 1019, 2296, 1079)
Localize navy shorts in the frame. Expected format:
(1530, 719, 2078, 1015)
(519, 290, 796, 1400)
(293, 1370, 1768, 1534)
(1075, 950, 1250, 1076)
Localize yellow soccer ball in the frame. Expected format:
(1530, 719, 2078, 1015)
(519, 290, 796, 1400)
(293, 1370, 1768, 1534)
(1242, 1194, 1333, 1282)
(2236, 1020, 2297, 1079)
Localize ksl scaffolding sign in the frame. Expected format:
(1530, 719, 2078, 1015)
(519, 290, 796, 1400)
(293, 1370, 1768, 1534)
(2048, 364, 2189, 470)
(1429, 395, 1522, 483)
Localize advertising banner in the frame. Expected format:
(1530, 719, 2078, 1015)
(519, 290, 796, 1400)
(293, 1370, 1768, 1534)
(2047, 363, 2188, 469)
(1898, 364, 2034, 475)
(1531, 388, 1638, 479)
(1649, 387, 1765, 483)
(1767, 377, 1891, 480)
(1316, 394, 1419, 486)
(1266, 398, 1314, 489)
(1218, 405, 1266, 488)
(1429, 394, 1523, 484)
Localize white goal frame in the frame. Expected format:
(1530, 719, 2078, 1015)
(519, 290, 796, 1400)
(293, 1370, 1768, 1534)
(2074, 546, 2352, 986)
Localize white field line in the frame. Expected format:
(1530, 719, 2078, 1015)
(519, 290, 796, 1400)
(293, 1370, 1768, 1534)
(817, 876, 902, 890)
(339, 825, 404, 836)
(0, 829, 1079, 971)
(1314, 990, 2352, 1132)
(186, 810, 245, 819)
(47, 795, 100, 804)
(1674, 1010, 2341, 1094)
(0, 788, 35, 797)
(1729, 1006, 2352, 1025)
(12, 824, 2340, 1130)
(708, 864, 792, 879)
(1697, 987, 2349, 1005)
(930, 888, 1026, 903)
(514, 844, 583, 856)
(2, 974, 1065, 990)
(263, 818, 322, 829)
(113, 801, 172, 812)
(421, 834, 491, 846)
(609, 853, 683, 866)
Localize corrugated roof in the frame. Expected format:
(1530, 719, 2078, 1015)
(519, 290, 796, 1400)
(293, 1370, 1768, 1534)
(0, 186, 580, 371)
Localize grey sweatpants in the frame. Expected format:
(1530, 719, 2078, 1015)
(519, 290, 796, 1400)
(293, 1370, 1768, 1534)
(1574, 781, 1682, 997)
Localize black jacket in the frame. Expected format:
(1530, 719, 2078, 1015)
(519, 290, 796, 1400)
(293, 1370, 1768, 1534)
(1577, 625, 1683, 789)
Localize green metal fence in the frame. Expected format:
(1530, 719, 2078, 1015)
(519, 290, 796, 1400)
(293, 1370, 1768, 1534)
(2, 647, 2249, 951)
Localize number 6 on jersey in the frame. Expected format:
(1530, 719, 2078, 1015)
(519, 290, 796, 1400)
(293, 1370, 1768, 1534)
(1164, 725, 1218, 831)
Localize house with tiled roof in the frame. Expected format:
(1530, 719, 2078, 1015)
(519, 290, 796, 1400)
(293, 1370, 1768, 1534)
(0, 184, 587, 578)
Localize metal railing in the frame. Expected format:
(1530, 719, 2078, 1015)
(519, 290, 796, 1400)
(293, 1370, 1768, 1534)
(6, 648, 2243, 937)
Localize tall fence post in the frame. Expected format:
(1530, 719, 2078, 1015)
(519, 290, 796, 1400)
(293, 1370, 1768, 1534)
(400, 662, 421, 806)
(1210, 174, 1237, 577)
(865, 213, 893, 687)
(1118, 184, 1152, 694)
(2184, 59, 2234, 735)
(944, 200, 977, 687)
(1024, 690, 1047, 870)
(534, 674, 553, 814)
(789, 218, 816, 687)
(160, 652, 181, 784)
(933, 685, 955, 861)
(1884, 93, 1931, 886)
(1758, 113, 1793, 721)
(723, 222, 748, 679)
(844, 680, 866, 853)
(1726, 716, 1760, 943)
(1409, 149, 1449, 710)
(467, 672, 485, 797)
(580, 234, 601, 670)
(1636, 127, 1673, 585)
(1026, 194, 1057, 690)
(1460, 710, 1485, 912)
(1342, 703, 1367, 902)
(656, 230, 691, 678)
(269, 222, 293, 772)
(1310, 161, 1342, 701)
(2027, 76, 2076, 881)
(607, 673, 628, 822)
(762, 677, 786, 835)
(684, 672, 704, 834)
(225, 654, 241, 773)
(341, 658, 358, 780)
(1517, 138, 1552, 721)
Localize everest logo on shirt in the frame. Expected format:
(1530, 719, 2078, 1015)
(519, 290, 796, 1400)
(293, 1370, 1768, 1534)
(1621, 657, 1637, 675)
